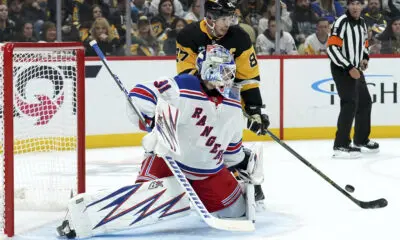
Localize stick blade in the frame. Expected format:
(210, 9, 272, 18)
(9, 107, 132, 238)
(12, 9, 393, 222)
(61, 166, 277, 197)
(359, 198, 388, 209)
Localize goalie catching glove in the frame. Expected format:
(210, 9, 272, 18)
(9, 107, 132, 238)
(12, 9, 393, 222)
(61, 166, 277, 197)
(245, 105, 270, 135)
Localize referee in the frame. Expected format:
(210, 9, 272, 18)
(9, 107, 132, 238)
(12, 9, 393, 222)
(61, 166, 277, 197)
(327, 0, 379, 159)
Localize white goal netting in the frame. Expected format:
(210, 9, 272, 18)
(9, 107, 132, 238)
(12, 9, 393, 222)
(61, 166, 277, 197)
(0, 44, 84, 236)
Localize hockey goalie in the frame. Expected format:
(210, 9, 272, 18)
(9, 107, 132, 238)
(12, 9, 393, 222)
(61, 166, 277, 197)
(57, 45, 266, 238)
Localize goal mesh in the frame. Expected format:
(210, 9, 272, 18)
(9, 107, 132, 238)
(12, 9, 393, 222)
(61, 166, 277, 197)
(0, 43, 85, 236)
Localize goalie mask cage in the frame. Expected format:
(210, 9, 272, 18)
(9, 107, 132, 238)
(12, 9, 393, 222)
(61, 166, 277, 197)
(0, 42, 85, 237)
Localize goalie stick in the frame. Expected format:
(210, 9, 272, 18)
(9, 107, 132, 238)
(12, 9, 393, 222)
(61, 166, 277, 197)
(266, 130, 388, 209)
(90, 40, 255, 232)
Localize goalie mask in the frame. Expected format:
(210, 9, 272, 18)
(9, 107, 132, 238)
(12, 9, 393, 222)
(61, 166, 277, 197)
(196, 45, 239, 99)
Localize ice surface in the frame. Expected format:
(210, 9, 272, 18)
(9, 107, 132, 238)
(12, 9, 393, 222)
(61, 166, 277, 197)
(11, 139, 400, 240)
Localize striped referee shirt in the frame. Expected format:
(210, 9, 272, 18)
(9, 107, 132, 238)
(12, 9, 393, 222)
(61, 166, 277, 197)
(327, 11, 369, 70)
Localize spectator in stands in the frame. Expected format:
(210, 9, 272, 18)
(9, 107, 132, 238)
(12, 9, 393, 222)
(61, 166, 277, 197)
(76, 0, 110, 27)
(282, 0, 296, 12)
(290, 0, 318, 45)
(388, 0, 400, 17)
(21, 0, 47, 39)
(376, 16, 400, 54)
(0, 3, 16, 42)
(79, 4, 103, 41)
(258, 0, 292, 35)
(110, 0, 136, 43)
(362, 0, 389, 35)
(179, 0, 191, 12)
(256, 16, 298, 55)
(184, 0, 201, 23)
(239, 0, 265, 31)
(39, 21, 57, 42)
(240, 21, 258, 44)
(92, 4, 103, 19)
(61, 20, 81, 41)
(7, 0, 23, 28)
(126, 15, 159, 56)
(303, 18, 329, 54)
(379, 0, 400, 18)
(131, 0, 152, 23)
(80, 4, 120, 43)
(13, 21, 37, 42)
(163, 17, 187, 55)
(378, 0, 400, 18)
(151, 0, 178, 40)
(311, 0, 344, 23)
(84, 17, 121, 56)
(149, 0, 184, 17)
(37, 0, 49, 15)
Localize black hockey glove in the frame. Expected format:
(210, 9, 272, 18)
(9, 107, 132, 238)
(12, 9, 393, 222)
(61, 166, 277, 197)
(245, 105, 270, 135)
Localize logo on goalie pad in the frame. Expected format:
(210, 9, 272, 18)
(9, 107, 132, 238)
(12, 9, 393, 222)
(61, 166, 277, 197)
(86, 183, 190, 229)
(148, 180, 163, 190)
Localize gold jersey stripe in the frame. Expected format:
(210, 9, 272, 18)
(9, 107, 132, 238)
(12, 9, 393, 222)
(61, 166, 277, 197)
(176, 42, 198, 74)
(234, 46, 260, 80)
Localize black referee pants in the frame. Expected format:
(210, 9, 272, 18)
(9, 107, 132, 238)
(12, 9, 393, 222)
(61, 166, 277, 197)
(331, 63, 372, 148)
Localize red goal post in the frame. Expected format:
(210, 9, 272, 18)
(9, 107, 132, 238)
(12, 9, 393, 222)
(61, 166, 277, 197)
(0, 42, 85, 237)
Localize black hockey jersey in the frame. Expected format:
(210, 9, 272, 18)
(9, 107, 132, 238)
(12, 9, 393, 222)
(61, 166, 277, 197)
(176, 20, 262, 107)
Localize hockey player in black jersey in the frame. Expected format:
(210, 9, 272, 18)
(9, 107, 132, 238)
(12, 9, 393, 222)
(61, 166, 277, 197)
(176, 0, 270, 137)
(176, 0, 268, 205)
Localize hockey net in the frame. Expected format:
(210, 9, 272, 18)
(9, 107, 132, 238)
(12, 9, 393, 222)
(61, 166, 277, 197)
(0, 42, 85, 237)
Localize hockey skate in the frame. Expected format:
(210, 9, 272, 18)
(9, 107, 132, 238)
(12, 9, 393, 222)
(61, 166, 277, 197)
(332, 146, 361, 159)
(56, 220, 76, 239)
(254, 185, 266, 211)
(353, 140, 379, 153)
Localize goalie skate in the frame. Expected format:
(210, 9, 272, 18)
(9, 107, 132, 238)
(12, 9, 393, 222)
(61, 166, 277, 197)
(57, 220, 76, 239)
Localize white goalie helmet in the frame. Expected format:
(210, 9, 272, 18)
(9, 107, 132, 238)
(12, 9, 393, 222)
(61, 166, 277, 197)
(196, 45, 238, 98)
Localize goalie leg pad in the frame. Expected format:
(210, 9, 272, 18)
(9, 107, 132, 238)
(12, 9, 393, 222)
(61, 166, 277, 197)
(246, 184, 256, 223)
(245, 143, 264, 185)
(59, 176, 191, 239)
(212, 195, 246, 218)
(213, 182, 256, 221)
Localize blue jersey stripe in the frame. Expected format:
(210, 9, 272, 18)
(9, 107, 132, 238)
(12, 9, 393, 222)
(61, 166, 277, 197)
(131, 93, 157, 105)
(136, 84, 158, 101)
(176, 161, 224, 174)
(222, 101, 242, 109)
(224, 146, 242, 155)
(228, 139, 242, 146)
(180, 94, 208, 101)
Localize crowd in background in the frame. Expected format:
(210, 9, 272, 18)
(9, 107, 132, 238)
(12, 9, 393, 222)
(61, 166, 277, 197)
(0, 0, 399, 56)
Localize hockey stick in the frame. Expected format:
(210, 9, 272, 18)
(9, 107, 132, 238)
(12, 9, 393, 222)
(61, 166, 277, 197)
(90, 40, 255, 232)
(266, 130, 388, 209)
(88, 41, 152, 132)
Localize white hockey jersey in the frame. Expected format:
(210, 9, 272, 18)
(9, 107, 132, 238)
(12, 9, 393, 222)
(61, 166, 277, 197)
(304, 33, 328, 55)
(129, 74, 246, 180)
(256, 31, 298, 55)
